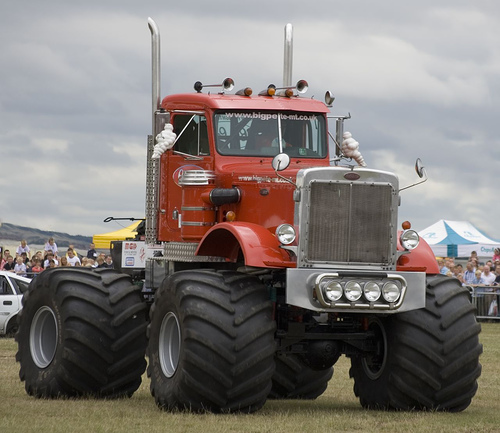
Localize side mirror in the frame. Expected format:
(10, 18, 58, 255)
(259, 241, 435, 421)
(415, 158, 426, 179)
(271, 153, 297, 188)
(400, 158, 428, 192)
(272, 153, 290, 172)
(324, 91, 335, 106)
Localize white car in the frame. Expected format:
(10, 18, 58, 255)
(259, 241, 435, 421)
(0, 270, 31, 335)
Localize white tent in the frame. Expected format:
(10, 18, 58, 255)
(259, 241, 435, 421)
(419, 219, 500, 257)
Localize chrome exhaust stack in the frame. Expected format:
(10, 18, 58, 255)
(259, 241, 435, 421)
(283, 23, 293, 87)
(148, 17, 161, 137)
(146, 17, 162, 244)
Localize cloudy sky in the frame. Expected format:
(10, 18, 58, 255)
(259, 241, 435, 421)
(1, 0, 499, 241)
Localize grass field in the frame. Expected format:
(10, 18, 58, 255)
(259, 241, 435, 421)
(0, 323, 498, 433)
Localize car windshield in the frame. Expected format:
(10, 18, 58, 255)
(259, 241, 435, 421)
(215, 111, 327, 158)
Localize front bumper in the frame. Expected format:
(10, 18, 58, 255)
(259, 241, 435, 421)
(286, 268, 426, 313)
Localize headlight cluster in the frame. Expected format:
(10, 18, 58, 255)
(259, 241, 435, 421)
(317, 276, 404, 307)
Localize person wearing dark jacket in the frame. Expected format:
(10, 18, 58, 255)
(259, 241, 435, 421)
(86, 243, 98, 260)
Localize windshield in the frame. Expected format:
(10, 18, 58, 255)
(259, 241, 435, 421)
(215, 111, 327, 158)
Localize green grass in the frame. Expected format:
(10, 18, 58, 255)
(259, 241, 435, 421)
(1, 323, 498, 433)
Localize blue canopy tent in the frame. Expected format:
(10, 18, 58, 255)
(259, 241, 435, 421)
(419, 220, 500, 257)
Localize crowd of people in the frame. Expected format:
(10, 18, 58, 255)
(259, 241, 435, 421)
(1, 237, 499, 316)
(0, 238, 114, 278)
(437, 249, 500, 317)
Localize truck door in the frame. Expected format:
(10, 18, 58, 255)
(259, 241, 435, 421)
(157, 113, 214, 242)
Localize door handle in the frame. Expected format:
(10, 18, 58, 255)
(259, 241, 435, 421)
(3, 301, 12, 305)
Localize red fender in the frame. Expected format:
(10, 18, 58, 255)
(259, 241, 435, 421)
(196, 222, 295, 268)
(397, 231, 439, 273)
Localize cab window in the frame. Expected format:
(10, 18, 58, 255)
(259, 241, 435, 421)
(172, 114, 209, 156)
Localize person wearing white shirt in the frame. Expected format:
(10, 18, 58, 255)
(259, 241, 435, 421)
(67, 249, 81, 267)
(16, 240, 30, 259)
(43, 252, 59, 268)
(481, 266, 496, 286)
(44, 237, 58, 255)
(14, 256, 27, 277)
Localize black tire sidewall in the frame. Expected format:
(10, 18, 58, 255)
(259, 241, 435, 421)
(147, 278, 184, 407)
(17, 268, 148, 398)
(269, 353, 333, 400)
(350, 275, 481, 411)
(350, 316, 395, 407)
(17, 270, 68, 396)
(147, 270, 276, 412)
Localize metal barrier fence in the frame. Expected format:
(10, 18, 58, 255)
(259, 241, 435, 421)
(469, 286, 500, 321)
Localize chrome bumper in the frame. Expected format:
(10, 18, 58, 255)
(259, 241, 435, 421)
(286, 268, 426, 313)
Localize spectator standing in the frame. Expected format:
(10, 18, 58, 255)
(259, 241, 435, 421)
(438, 259, 449, 275)
(494, 260, 500, 274)
(472, 270, 483, 285)
(472, 270, 487, 316)
(3, 255, 15, 272)
(481, 265, 496, 286)
(0, 248, 7, 270)
(470, 257, 479, 272)
(44, 237, 58, 255)
(28, 259, 44, 275)
(86, 243, 98, 260)
(463, 262, 476, 286)
(494, 268, 500, 285)
(66, 249, 81, 267)
(67, 244, 82, 260)
(492, 248, 500, 263)
(469, 251, 478, 262)
(16, 240, 31, 260)
(43, 252, 59, 268)
(447, 258, 456, 270)
(452, 264, 464, 284)
(20, 252, 30, 265)
(14, 257, 27, 277)
(32, 251, 43, 264)
(59, 256, 69, 267)
(102, 255, 113, 269)
(480, 265, 497, 317)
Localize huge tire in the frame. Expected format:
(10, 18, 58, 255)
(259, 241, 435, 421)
(147, 270, 276, 413)
(268, 353, 333, 399)
(16, 268, 148, 398)
(349, 275, 482, 411)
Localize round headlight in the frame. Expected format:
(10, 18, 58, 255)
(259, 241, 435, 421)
(382, 282, 401, 303)
(276, 224, 296, 245)
(344, 281, 362, 302)
(400, 229, 419, 250)
(320, 280, 343, 302)
(363, 281, 381, 302)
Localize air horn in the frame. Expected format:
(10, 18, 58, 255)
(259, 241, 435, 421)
(194, 77, 234, 93)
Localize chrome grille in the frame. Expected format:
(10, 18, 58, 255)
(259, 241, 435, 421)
(306, 181, 393, 264)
